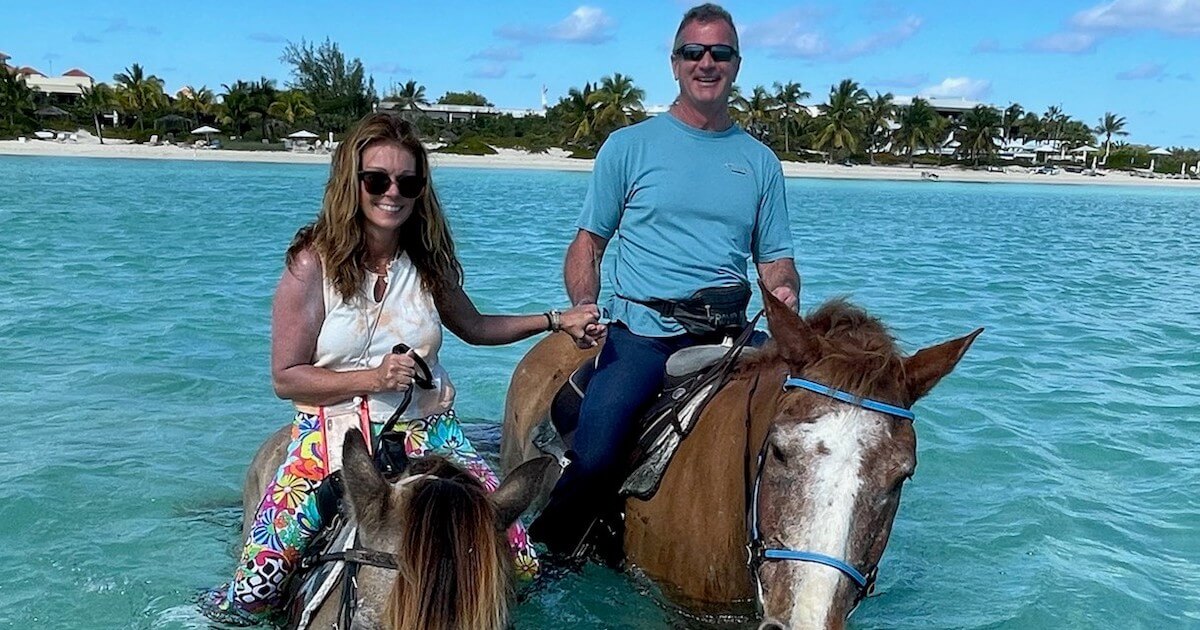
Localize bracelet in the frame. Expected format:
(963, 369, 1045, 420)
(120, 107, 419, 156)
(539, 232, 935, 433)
(545, 309, 562, 332)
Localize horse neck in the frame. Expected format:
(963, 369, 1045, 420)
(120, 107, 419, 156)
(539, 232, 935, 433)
(385, 478, 511, 630)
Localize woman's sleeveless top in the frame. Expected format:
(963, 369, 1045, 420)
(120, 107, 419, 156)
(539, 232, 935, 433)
(312, 252, 454, 422)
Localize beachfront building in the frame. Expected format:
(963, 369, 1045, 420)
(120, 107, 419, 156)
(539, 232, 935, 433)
(893, 96, 985, 123)
(2, 54, 94, 101)
(377, 101, 543, 122)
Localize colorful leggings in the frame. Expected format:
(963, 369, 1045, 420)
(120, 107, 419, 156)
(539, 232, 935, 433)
(213, 408, 537, 620)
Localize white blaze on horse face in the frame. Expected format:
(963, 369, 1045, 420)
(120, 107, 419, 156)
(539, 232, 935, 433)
(772, 406, 881, 629)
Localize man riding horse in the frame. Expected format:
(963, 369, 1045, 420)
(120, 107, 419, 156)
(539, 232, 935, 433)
(528, 3, 801, 557)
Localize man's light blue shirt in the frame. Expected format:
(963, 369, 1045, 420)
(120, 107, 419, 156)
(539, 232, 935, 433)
(577, 112, 794, 337)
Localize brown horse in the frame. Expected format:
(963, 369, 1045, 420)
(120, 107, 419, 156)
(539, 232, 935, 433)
(501, 288, 981, 630)
(244, 426, 552, 629)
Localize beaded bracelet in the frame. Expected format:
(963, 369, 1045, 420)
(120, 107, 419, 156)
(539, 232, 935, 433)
(544, 309, 562, 332)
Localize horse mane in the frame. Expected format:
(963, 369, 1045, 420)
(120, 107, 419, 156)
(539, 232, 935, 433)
(384, 456, 511, 630)
(746, 298, 907, 402)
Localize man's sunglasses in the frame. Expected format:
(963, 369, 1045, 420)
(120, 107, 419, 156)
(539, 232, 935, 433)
(673, 43, 739, 63)
(358, 171, 426, 198)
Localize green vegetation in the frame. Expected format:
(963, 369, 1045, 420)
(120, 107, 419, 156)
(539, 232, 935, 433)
(2, 37, 1194, 176)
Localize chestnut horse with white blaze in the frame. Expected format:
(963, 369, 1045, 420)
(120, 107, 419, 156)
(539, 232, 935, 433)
(501, 288, 981, 629)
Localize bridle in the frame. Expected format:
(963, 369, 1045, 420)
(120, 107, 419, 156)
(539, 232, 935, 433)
(744, 375, 916, 615)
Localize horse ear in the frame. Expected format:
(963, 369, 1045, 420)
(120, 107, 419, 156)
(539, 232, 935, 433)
(759, 279, 818, 366)
(903, 328, 983, 403)
(490, 456, 554, 530)
(342, 428, 391, 530)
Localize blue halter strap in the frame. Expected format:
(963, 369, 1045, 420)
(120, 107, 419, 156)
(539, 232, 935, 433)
(782, 377, 915, 421)
(746, 375, 915, 609)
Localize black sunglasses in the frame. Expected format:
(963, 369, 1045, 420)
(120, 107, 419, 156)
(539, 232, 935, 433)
(358, 171, 426, 198)
(674, 43, 739, 63)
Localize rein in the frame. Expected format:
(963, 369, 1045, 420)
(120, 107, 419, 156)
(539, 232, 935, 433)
(744, 373, 916, 613)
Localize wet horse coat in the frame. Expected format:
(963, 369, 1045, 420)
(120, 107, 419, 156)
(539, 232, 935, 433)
(502, 289, 980, 629)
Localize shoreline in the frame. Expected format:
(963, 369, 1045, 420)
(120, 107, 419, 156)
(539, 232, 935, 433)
(2, 138, 1198, 189)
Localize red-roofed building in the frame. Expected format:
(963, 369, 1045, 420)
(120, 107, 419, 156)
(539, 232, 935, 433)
(4, 57, 95, 97)
(63, 68, 92, 79)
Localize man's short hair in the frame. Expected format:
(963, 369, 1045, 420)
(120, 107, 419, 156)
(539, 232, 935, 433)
(673, 3, 739, 52)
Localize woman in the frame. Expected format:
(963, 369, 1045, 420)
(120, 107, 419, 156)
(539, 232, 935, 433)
(203, 112, 599, 624)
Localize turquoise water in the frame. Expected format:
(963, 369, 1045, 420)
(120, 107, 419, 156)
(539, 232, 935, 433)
(1, 155, 1198, 629)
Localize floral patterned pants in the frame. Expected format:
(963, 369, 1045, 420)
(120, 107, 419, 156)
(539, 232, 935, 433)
(207, 408, 537, 622)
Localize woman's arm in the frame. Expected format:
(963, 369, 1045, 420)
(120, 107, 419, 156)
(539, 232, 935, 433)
(270, 248, 418, 406)
(436, 283, 600, 347)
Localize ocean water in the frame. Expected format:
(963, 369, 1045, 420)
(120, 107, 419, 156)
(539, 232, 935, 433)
(0, 155, 1197, 629)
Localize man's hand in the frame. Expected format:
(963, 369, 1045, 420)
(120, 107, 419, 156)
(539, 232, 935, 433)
(771, 285, 798, 311)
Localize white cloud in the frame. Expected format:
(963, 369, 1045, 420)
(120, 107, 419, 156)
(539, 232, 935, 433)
(370, 62, 412, 75)
(919, 77, 992, 100)
(1026, 31, 1098, 53)
(838, 16, 922, 59)
(496, 6, 616, 44)
(744, 9, 919, 59)
(1116, 61, 1166, 80)
(972, 38, 1002, 53)
(469, 63, 508, 79)
(469, 46, 523, 61)
(1071, 0, 1200, 36)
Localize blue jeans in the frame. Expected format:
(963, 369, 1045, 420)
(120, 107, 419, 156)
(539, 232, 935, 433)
(529, 323, 710, 554)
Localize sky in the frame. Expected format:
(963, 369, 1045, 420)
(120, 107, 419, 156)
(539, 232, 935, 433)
(2, 0, 1197, 147)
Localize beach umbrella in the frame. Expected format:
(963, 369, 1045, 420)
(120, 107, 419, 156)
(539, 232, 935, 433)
(156, 113, 191, 130)
(35, 105, 70, 118)
(1148, 147, 1171, 171)
(288, 130, 318, 139)
(191, 125, 221, 143)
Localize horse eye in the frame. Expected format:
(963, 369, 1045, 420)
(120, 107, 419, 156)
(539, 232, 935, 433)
(769, 442, 788, 464)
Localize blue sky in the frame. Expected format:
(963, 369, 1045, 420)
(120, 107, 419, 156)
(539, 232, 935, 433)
(3, 0, 1197, 147)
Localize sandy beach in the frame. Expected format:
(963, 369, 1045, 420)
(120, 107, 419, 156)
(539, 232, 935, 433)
(3, 135, 1198, 189)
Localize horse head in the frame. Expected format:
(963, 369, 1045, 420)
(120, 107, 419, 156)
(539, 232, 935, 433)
(752, 288, 981, 630)
(341, 429, 552, 630)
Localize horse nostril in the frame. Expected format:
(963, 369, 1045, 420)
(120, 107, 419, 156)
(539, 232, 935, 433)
(758, 618, 788, 630)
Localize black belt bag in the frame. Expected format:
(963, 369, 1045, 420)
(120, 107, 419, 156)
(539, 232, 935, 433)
(627, 283, 751, 337)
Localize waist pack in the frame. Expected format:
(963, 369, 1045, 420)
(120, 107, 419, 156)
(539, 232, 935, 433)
(626, 283, 751, 336)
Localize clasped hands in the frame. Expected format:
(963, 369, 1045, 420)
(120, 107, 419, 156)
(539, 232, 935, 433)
(558, 303, 607, 349)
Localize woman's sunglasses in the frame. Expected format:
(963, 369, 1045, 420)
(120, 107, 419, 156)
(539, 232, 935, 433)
(673, 43, 739, 63)
(358, 171, 426, 198)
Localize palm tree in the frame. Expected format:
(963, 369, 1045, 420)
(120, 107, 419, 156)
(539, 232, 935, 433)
(1001, 103, 1024, 142)
(78, 83, 116, 143)
(813, 79, 868, 163)
(955, 105, 1002, 166)
(1095, 112, 1128, 164)
(268, 90, 316, 127)
(113, 64, 166, 131)
(587, 73, 645, 138)
(772, 81, 810, 153)
(177, 85, 215, 127)
(893, 97, 941, 167)
(390, 80, 429, 112)
(732, 85, 776, 142)
(863, 91, 894, 165)
(248, 77, 279, 140)
(0, 70, 38, 129)
(1041, 105, 1066, 142)
(219, 81, 254, 137)
(545, 82, 597, 148)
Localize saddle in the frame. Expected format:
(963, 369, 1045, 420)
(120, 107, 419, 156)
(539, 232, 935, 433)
(533, 321, 768, 501)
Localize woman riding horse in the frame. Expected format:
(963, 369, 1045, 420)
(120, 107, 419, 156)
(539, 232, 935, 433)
(201, 112, 599, 625)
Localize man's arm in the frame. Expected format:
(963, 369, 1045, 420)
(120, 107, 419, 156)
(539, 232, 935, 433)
(757, 257, 800, 310)
(564, 229, 609, 306)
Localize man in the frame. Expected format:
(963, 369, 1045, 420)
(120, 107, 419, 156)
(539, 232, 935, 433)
(528, 3, 800, 557)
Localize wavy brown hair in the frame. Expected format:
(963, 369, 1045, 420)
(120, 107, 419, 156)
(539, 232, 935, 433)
(285, 112, 462, 302)
(385, 457, 511, 630)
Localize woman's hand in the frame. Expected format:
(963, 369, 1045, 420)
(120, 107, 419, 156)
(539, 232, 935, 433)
(559, 303, 605, 349)
(371, 350, 418, 392)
